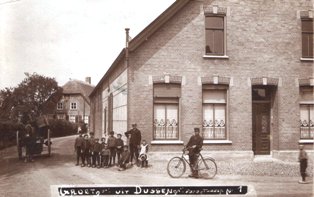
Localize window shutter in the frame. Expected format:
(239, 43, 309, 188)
(153, 84, 181, 98)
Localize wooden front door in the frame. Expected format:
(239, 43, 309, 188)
(252, 103, 271, 155)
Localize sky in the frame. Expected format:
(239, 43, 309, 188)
(0, 0, 175, 89)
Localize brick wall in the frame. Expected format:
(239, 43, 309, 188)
(126, 0, 313, 152)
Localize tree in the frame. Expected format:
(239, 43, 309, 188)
(0, 73, 61, 122)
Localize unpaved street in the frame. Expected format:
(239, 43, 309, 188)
(0, 136, 313, 197)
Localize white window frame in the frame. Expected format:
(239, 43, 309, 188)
(203, 14, 229, 59)
(57, 102, 63, 110)
(202, 87, 229, 141)
(70, 102, 77, 110)
(69, 115, 76, 123)
(153, 103, 179, 140)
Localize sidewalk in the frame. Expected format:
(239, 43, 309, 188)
(146, 152, 313, 177)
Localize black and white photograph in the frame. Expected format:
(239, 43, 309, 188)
(0, 0, 313, 196)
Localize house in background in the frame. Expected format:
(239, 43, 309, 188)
(89, 0, 313, 159)
(56, 77, 94, 126)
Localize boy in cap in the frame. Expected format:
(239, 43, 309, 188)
(101, 143, 110, 168)
(87, 132, 95, 167)
(116, 134, 124, 163)
(186, 127, 203, 178)
(118, 145, 131, 171)
(107, 131, 117, 166)
(93, 138, 102, 168)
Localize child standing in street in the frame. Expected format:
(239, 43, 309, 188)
(298, 145, 308, 183)
(107, 131, 117, 166)
(88, 132, 95, 167)
(139, 140, 149, 168)
(93, 138, 102, 168)
(101, 144, 110, 168)
(116, 134, 124, 163)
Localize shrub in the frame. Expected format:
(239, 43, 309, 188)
(48, 119, 77, 137)
(0, 119, 77, 149)
(0, 120, 24, 149)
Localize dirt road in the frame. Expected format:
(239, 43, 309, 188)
(0, 135, 312, 197)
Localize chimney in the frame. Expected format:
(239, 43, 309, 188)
(85, 77, 91, 84)
(125, 28, 130, 48)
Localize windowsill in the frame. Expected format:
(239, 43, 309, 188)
(300, 58, 314, 62)
(151, 140, 184, 145)
(203, 55, 229, 59)
(203, 140, 232, 144)
(299, 139, 314, 144)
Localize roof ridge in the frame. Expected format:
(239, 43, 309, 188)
(63, 79, 95, 87)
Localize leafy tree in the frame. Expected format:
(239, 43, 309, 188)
(0, 73, 61, 122)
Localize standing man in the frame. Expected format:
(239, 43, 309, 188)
(298, 145, 308, 183)
(186, 128, 203, 178)
(125, 123, 141, 165)
(74, 133, 84, 166)
(81, 134, 90, 167)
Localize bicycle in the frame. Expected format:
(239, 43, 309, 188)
(167, 147, 217, 179)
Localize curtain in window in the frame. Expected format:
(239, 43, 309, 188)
(203, 89, 226, 139)
(300, 105, 314, 139)
(299, 87, 314, 139)
(153, 104, 178, 140)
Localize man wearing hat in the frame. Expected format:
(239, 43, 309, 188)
(125, 123, 142, 165)
(186, 127, 203, 178)
(74, 133, 84, 166)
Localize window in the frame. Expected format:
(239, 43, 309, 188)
(69, 115, 76, 123)
(153, 83, 181, 140)
(70, 102, 77, 110)
(301, 18, 313, 58)
(57, 102, 63, 110)
(300, 87, 314, 139)
(202, 88, 227, 139)
(57, 114, 65, 120)
(154, 101, 179, 140)
(205, 15, 225, 56)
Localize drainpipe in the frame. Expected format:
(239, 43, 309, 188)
(125, 28, 130, 147)
(125, 28, 130, 68)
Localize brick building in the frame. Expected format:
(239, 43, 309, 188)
(56, 77, 94, 126)
(89, 0, 313, 159)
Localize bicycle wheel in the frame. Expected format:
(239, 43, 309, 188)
(167, 157, 186, 178)
(197, 158, 217, 179)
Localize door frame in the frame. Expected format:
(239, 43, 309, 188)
(252, 86, 275, 155)
(252, 101, 271, 155)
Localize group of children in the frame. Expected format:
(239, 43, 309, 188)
(74, 131, 149, 171)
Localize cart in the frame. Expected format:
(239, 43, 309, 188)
(16, 118, 52, 159)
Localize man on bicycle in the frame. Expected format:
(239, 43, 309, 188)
(186, 127, 203, 178)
